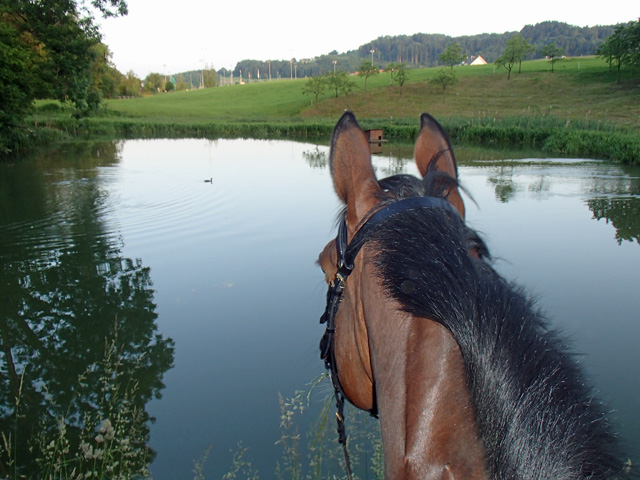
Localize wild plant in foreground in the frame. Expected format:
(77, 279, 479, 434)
(275, 374, 383, 480)
(221, 442, 259, 480)
(1, 335, 152, 480)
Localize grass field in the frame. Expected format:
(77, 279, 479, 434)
(93, 57, 639, 128)
(32, 56, 640, 162)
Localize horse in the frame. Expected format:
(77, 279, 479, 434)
(318, 112, 626, 480)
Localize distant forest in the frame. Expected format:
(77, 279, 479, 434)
(221, 21, 617, 80)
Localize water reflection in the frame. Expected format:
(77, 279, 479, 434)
(589, 197, 640, 245)
(0, 142, 174, 478)
(1, 138, 638, 479)
(462, 159, 640, 246)
(486, 166, 520, 202)
(301, 147, 327, 169)
(586, 164, 640, 245)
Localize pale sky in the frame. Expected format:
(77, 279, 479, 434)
(96, 0, 638, 78)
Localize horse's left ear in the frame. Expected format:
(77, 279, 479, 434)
(414, 113, 465, 218)
(330, 112, 382, 235)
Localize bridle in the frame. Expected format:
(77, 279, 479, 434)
(319, 195, 459, 479)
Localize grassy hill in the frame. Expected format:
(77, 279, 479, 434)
(94, 57, 638, 126)
(34, 56, 640, 162)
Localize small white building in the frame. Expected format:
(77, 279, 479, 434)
(470, 55, 488, 66)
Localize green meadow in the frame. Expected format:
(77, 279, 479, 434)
(34, 57, 640, 163)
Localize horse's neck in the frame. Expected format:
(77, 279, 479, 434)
(362, 272, 487, 480)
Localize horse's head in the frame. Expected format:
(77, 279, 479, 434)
(318, 112, 466, 413)
(317, 112, 624, 480)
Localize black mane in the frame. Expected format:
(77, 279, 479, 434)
(370, 171, 626, 479)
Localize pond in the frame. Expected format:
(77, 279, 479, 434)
(0, 138, 639, 479)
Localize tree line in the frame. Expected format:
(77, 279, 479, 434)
(230, 21, 620, 80)
(357, 21, 617, 67)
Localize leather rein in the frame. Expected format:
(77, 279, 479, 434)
(319, 195, 459, 479)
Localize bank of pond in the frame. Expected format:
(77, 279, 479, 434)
(16, 114, 640, 165)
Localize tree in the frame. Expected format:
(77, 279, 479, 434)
(357, 60, 379, 91)
(439, 42, 466, 70)
(430, 68, 458, 102)
(203, 64, 217, 88)
(338, 71, 357, 97)
(90, 43, 121, 99)
(540, 42, 564, 73)
(144, 73, 165, 93)
(302, 75, 326, 108)
(118, 70, 142, 96)
(326, 70, 355, 98)
(391, 63, 409, 93)
(597, 20, 640, 83)
(513, 35, 535, 73)
(15, 0, 103, 113)
(495, 33, 535, 79)
(0, 0, 129, 153)
(627, 20, 640, 70)
(0, 15, 36, 153)
(385, 62, 398, 85)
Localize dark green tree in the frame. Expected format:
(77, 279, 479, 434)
(597, 20, 640, 83)
(627, 20, 640, 70)
(0, 0, 128, 154)
(87, 42, 123, 101)
(0, 13, 36, 153)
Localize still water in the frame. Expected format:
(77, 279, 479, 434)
(0, 138, 638, 478)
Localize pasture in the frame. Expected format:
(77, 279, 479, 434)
(95, 57, 639, 127)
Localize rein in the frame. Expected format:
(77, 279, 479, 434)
(319, 195, 459, 479)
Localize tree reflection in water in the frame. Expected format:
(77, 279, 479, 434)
(482, 161, 640, 245)
(0, 142, 175, 478)
(588, 197, 640, 245)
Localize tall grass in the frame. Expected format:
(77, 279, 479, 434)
(0, 336, 152, 479)
(1, 352, 381, 480)
(274, 375, 383, 480)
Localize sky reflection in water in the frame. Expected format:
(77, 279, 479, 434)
(0, 139, 638, 479)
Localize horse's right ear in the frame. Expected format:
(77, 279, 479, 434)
(330, 112, 382, 237)
(414, 113, 465, 218)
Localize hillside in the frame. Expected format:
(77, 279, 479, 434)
(102, 57, 637, 128)
(228, 21, 618, 79)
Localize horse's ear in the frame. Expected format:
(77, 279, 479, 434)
(414, 113, 465, 218)
(330, 112, 382, 233)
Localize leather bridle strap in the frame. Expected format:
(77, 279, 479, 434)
(319, 195, 459, 479)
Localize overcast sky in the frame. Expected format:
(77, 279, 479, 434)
(96, 0, 638, 78)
